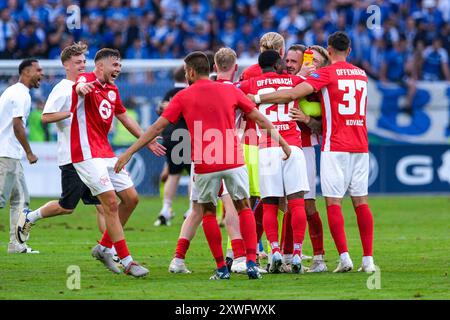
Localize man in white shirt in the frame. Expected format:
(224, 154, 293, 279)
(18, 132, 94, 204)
(15, 43, 109, 254)
(0, 58, 42, 253)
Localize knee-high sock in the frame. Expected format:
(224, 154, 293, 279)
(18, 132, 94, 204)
(238, 208, 257, 263)
(327, 205, 348, 254)
(307, 211, 325, 256)
(174, 238, 190, 259)
(355, 204, 374, 256)
(263, 203, 280, 253)
(253, 200, 264, 243)
(288, 199, 307, 257)
(202, 214, 226, 269)
(281, 210, 293, 255)
(231, 239, 246, 259)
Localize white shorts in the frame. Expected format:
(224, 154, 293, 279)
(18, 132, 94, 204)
(194, 166, 249, 206)
(320, 151, 369, 198)
(258, 146, 309, 198)
(303, 146, 317, 200)
(190, 164, 228, 202)
(73, 157, 134, 196)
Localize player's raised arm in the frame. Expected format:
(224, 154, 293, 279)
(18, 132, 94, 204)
(114, 116, 170, 173)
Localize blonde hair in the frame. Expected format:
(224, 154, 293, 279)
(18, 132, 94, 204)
(60, 41, 88, 64)
(310, 45, 331, 67)
(259, 32, 285, 55)
(214, 47, 237, 72)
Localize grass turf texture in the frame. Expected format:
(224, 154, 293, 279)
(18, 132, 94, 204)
(0, 196, 448, 300)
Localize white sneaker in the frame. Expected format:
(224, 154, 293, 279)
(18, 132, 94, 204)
(291, 254, 304, 274)
(358, 256, 376, 273)
(16, 208, 32, 244)
(169, 258, 192, 274)
(7, 242, 39, 254)
(333, 254, 353, 273)
(230, 256, 247, 274)
(269, 251, 283, 273)
(308, 255, 328, 273)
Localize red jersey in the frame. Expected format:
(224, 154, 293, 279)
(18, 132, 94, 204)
(305, 61, 369, 153)
(162, 79, 256, 174)
(239, 72, 303, 148)
(238, 64, 262, 146)
(70, 72, 126, 163)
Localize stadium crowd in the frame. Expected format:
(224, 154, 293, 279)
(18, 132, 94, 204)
(0, 0, 449, 82)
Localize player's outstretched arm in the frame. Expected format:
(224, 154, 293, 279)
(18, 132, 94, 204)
(114, 116, 170, 173)
(249, 82, 315, 104)
(41, 112, 71, 124)
(246, 108, 291, 160)
(75, 82, 95, 96)
(115, 112, 166, 156)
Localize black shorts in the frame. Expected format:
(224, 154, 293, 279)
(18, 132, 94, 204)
(165, 144, 191, 175)
(58, 163, 100, 210)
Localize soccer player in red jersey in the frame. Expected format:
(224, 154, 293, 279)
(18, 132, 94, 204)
(250, 31, 376, 273)
(116, 51, 291, 280)
(71, 48, 165, 278)
(281, 44, 330, 273)
(239, 50, 310, 274)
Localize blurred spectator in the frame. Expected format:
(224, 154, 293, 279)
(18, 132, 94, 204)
(380, 35, 417, 115)
(362, 38, 385, 80)
(420, 38, 450, 81)
(126, 38, 150, 59)
(0, 7, 18, 52)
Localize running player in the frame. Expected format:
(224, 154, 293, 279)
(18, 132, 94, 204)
(250, 31, 376, 273)
(16, 43, 110, 251)
(116, 51, 291, 280)
(239, 50, 309, 273)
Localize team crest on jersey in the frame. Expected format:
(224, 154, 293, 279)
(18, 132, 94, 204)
(78, 76, 87, 83)
(108, 90, 116, 101)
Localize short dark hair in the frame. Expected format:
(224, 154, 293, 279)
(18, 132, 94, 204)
(173, 65, 186, 83)
(184, 51, 210, 76)
(328, 31, 351, 52)
(203, 50, 215, 73)
(19, 58, 38, 75)
(94, 48, 121, 63)
(288, 44, 306, 53)
(258, 50, 281, 69)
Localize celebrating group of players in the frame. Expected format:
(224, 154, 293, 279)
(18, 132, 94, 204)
(10, 29, 375, 280)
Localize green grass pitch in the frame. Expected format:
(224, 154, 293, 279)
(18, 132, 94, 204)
(0, 196, 448, 300)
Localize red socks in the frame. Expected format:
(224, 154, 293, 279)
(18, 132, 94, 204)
(99, 231, 113, 249)
(281, 210, 293, 255)
(327, 205, 348, 254)
(307, 211, 325, 256)
(237, 208, 257, 262)
(263, 203, 280, 253)
(288, 198, 307, 256)
(113, 239, 130, 260)
(175, 238, 190, 259)
(231, 239, 246, 259)
(254, 200, 264, 243)
(202, 213, 226, 269)
(355, 204, 374, 256)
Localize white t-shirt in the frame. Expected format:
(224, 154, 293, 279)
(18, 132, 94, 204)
(0, 82, 31, 159)
(43, 79, 74, 166)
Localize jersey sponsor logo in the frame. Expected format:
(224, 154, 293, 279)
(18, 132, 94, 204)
(310, 73, 320, 78)
(108, 90, 116, 102)
(99, 99, 112, 120)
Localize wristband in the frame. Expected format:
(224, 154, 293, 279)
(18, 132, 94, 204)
(254, 94, 261, 104)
